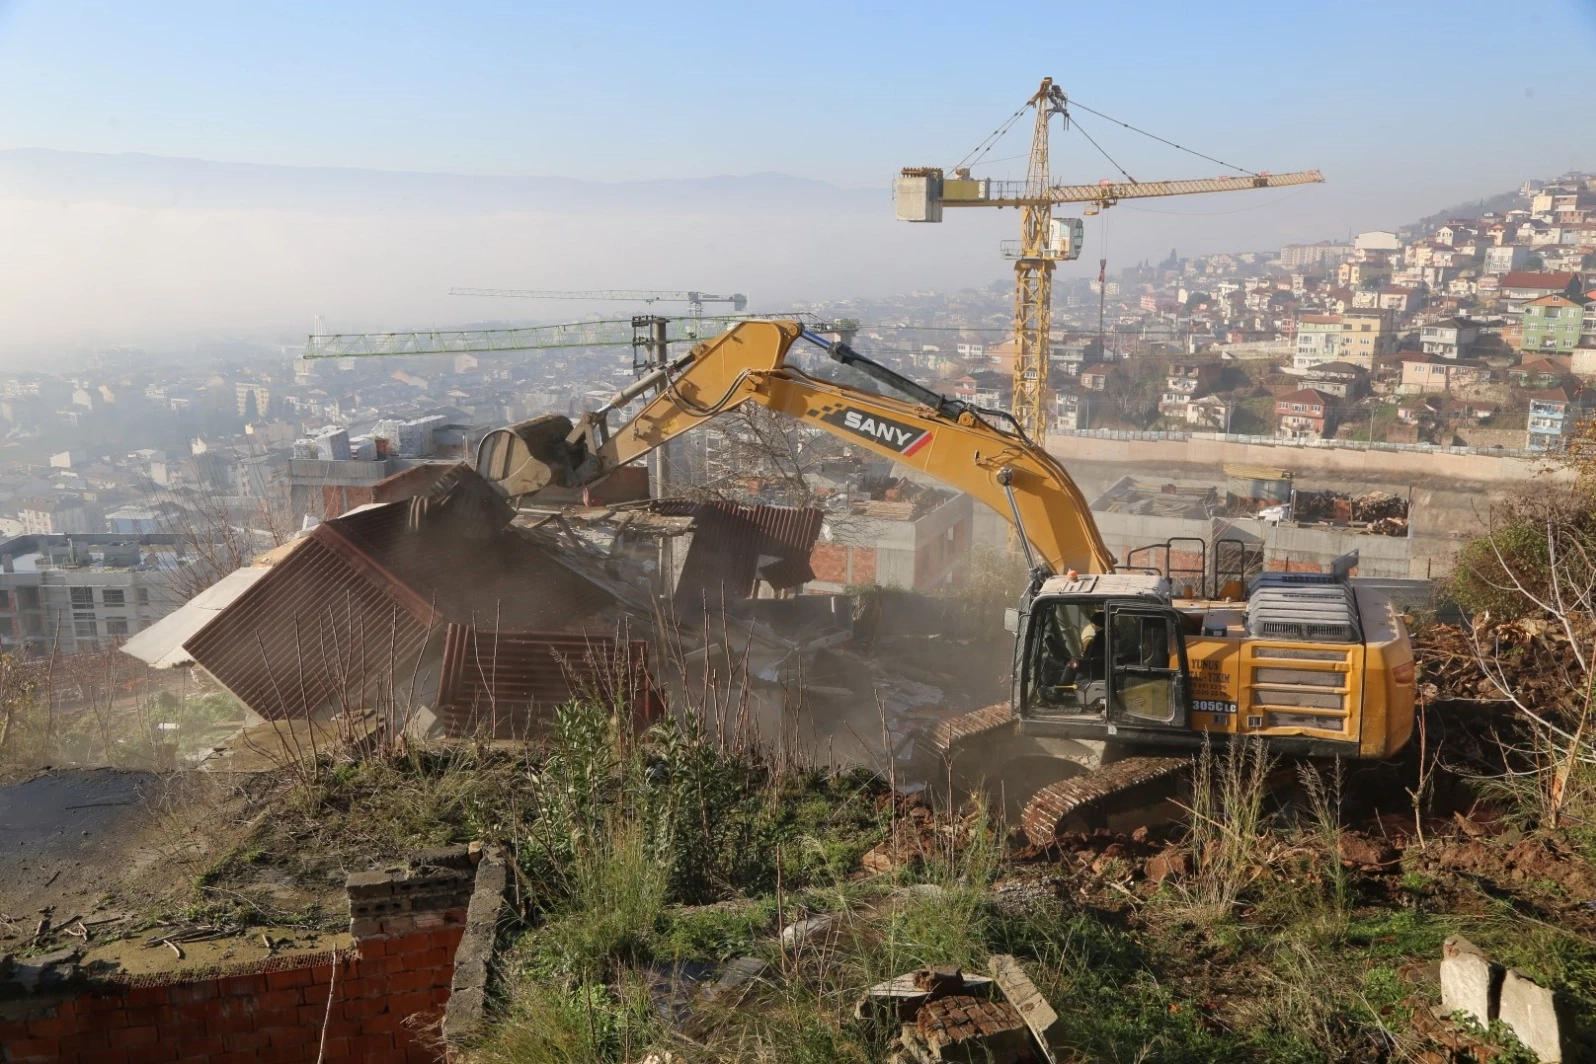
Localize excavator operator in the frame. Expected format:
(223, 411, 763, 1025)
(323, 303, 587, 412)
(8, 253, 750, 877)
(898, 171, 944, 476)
(1035, 606, 1105, 705)
(1062, 610, 1106, 687)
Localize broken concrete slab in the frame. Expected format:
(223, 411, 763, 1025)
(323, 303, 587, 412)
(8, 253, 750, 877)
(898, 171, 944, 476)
(1440, 935, 1499, 1027)
(1499, 968, 1564, 1063)
(989, 954, 1060, 1064)
(699, 956, 767, 1006)
(779, 914, 837, 950)
(441, 846, 510, 1049)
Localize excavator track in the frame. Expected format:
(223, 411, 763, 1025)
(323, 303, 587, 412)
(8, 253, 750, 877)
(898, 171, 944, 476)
(1020, 756, 1189, 846)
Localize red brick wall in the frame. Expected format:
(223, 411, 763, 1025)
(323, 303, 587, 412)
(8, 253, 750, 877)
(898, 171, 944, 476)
(809, 543, 848, 584)
(810, 543, 876, 586)
(0, 926, 462, 1064)
(320, 484, 351, 520)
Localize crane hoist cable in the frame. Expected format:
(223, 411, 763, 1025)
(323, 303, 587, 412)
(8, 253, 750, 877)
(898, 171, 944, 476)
(952, 102, 1031, 173)
(1068, 114, 1137, 184)
(1065, 99, 1259, 176)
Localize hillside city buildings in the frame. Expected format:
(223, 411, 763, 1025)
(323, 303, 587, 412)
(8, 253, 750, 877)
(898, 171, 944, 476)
(2, 171, 1595, 656)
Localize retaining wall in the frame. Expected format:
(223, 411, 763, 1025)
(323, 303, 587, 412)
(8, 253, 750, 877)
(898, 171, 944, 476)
(0, 846, 497, 1064)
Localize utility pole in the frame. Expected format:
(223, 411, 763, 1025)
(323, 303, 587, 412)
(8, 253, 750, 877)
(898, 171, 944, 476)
(635, 316, 676, 597)
(1097, 257, 1107, 363)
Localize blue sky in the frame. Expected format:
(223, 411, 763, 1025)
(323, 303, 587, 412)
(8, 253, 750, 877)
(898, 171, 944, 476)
(0, 1, 1592, 349)
(1, 0, 1592, 197)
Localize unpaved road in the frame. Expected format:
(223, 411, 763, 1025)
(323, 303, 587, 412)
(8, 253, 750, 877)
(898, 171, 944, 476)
(0, 768, 167, 925)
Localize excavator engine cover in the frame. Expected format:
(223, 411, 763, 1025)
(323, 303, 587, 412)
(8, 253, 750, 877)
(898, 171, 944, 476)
(477, 414, 580, 497)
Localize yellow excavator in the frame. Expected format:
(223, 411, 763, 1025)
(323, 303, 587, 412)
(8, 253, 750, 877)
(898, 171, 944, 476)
(477, 320, 1416, 841)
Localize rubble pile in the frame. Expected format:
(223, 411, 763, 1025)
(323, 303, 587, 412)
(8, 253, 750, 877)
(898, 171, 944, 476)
(860, 790, 974, 875)
(1290, 490, 1342, 522)
(859, 958, 1061, 1064)
(851, 474, 956, 520)
(1413, 619, 1583, 709)
(1352, 490, 1408, 522)
(1291, 489, 1409, 535)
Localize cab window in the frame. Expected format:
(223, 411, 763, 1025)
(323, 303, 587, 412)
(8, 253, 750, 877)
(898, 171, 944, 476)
(1027, 600, 1104, 707)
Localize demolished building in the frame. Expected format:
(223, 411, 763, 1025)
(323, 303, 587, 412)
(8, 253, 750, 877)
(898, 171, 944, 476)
(127, 465, 834, 740)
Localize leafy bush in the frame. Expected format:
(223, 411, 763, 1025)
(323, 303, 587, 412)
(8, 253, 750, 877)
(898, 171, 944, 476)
(1448, 484, 1596, 622)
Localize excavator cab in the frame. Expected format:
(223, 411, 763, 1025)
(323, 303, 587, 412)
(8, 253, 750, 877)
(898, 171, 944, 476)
(1016, 572, 1193, 741)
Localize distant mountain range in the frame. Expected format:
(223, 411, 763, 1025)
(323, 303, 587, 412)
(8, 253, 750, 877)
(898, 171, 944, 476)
(0, 148, 886, 214)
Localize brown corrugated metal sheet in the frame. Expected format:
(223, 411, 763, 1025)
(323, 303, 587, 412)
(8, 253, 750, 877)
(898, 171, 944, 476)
(184, 520, 441, 721)
(435, 624, 662, 737)
(660, 500, 824, 608)
(185, 500, 618, 721)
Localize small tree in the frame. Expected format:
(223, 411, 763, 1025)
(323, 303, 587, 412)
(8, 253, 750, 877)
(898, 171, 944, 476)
(1448, 441, 1596, 826)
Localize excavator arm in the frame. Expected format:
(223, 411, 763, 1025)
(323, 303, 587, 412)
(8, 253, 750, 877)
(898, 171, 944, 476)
(477, 320, 1114, 575)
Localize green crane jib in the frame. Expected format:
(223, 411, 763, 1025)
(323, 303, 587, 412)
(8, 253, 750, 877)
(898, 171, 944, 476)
(302, 313, 835, 360)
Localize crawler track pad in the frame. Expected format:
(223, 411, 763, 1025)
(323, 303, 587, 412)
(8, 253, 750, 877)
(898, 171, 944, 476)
(1020, 756, 1189, 846)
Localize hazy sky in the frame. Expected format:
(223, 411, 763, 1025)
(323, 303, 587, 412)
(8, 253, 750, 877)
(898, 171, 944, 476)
(0, 1, 1593, 353)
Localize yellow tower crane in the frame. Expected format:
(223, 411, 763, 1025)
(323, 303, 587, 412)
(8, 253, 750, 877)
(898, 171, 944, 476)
(897, 78, 1324, 441)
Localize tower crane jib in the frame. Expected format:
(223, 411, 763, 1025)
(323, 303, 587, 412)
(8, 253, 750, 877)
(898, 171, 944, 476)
(896, 81, 1324, 441)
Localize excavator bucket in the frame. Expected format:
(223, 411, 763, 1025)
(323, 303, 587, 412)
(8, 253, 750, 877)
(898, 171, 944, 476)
(476, 414, 581, 497)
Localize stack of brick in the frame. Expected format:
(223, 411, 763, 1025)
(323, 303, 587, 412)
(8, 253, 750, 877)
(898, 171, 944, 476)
(347, 847, 475, 941)
(859, 957, 1059, 1064)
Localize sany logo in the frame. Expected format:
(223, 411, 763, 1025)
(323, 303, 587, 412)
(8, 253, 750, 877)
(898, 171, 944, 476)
(822, 407, 932, 456)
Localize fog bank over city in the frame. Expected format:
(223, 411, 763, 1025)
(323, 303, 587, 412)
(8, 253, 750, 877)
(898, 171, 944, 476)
(0, 148, 1408, 360)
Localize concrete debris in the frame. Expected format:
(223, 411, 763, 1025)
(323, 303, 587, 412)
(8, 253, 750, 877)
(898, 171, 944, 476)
(989, 954, 1061, 1064)
(858, 968, 994, 1024)
(1438, 936, 1504, 1035)
(699, 956, 767, 1007)
(442, 846, 509, 1048)
(1431, 942, 1567, 1062)
(1498, 968, 1566, 1063)
(1292, 489, 1408, 526)
(779, 914, 838, 950)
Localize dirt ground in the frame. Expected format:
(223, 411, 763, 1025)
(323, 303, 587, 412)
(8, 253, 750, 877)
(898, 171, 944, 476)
(0, 764, 296, 969)
(0, 769, 171, 922)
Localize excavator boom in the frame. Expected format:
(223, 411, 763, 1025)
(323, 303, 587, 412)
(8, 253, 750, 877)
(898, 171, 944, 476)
(472, 318, 1414, 846)
(477, 320, 1114, 574)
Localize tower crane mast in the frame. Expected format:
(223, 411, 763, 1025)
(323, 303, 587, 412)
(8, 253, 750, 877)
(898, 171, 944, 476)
(898, 79, 1324, 441)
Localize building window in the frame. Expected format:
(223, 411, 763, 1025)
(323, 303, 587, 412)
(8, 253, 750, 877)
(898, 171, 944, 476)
(102, 589, 125, 607)
(105, 617, 129, 637)
(70, 587, 93, 608)
(136, 588, 149, 607)
(74, 620, 96, 639)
